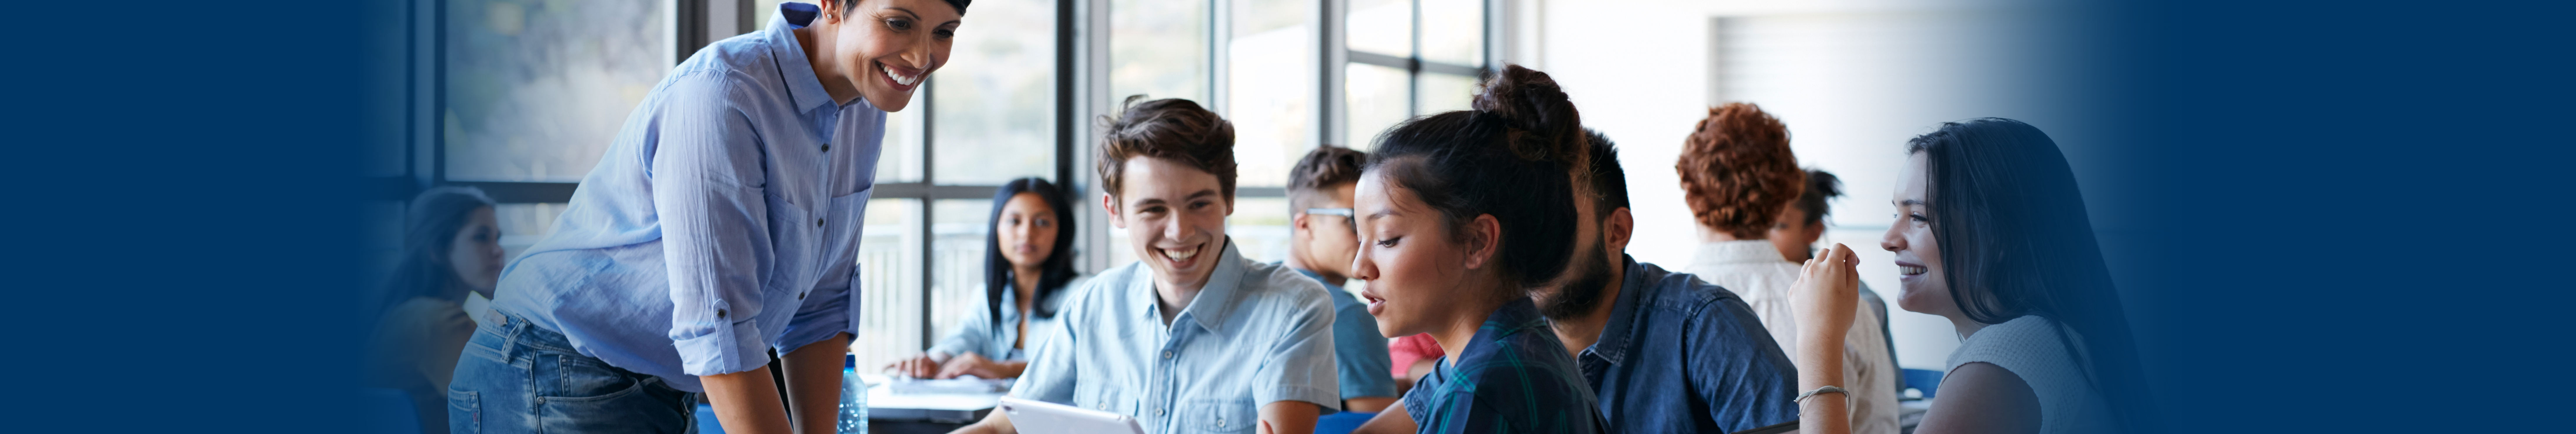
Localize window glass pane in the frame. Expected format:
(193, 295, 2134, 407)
(1417, 0, 1482, 66)
(929, 199, 994, 354)
(1229, 0, 1315, 187)
(933, 0, 1055, 185)
(855, 199, 925, 369)
(1112, 0, 1211, 107)
(879, 85, 926, 183)
(1346, 0, 1412, 58)
(1417, 72, 1478, 115)
(1344, 62, 1412, 150)
(443, 0, 667, 182)
(1226, 197, 1292, 263)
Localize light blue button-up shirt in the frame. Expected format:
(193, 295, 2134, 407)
(490, 3, 879, 393)
(1287, 267, 1398, 402)
(1011, 239, 1344, 433)
(925, 277, 1085, 362)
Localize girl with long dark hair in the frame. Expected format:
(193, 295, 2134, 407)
(365, 186, 502, 434)
(887, 177, 1081, 379)
(1348, 65, 1605, 434)
(1788, 118, 2152, 434)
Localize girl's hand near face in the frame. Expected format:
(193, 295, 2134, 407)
(1791, 243, 1862, 344)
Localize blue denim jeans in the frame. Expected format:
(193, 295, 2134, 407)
(449, 312, 699, 434)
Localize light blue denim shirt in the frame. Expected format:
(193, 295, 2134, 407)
(1287, 267, 1398, 402)
(1011, 239, 1344, 433)
(489, 3, 879, 393)
(925, 277, 1084, 362)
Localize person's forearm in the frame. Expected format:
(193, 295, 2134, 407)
(994, 360, 1028, 379)
(705, 366, 794, 434)
(1257, 401, 1320, 434)
(1351, 403, 1414, 434)
(1797, 330, 1849, 434)
(784, 332, 854, 434)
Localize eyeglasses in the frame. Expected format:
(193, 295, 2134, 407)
(1305, 208, 1356, 233)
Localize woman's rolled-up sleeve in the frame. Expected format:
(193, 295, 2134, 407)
(650, 73, 780, 377)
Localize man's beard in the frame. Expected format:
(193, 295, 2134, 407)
(1538, 237, 1616, 320)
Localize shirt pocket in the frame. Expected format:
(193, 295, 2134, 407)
(1178, 398, 1256, 434)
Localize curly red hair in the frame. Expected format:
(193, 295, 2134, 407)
(1675, 103, 1804, 239)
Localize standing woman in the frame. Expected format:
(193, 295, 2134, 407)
(1786, 118, 2153, 434)
(887, 177, 1082, 379)
(450, 1, 968, 433)
(367, 186, 504, 434)
(1348, 65, 1605, 434)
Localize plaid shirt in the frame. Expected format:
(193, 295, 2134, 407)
(1401, 299, 1605, 434)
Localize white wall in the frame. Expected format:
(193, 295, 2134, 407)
(1530, 0, 2078, 369)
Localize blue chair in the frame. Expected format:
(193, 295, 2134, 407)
(1902, 368, 1945, 398)
(1316, 411, 1375, 434)
(698, 404, 729, 434)
(363, 387, 422, 434)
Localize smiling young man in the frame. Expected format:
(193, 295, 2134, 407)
(953, 97, 1340, 434)
(1530, 130, 1802, 433)
(450, 1, 964, 433)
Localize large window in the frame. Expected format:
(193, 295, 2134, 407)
(373, 0, 1493, 368)
(1341, 0, 1485, 148)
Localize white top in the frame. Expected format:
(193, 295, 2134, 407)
(1683, 240, 1899, 434)
(1945, 315, 2115, 434)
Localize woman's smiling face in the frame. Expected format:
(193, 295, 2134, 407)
(821, 0, 959, 111)
(1349, 171, 1479, 339)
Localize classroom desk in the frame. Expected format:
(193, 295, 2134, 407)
(695, 374, 1001, 434)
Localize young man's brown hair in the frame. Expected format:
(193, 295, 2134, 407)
(1095, 96, 1238, 200)
(1286, 145, 1368, 211)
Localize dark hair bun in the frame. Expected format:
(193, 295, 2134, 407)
(1472, 65, 1587, 168)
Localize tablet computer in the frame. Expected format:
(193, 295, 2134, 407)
(998, 397, 1146, 434)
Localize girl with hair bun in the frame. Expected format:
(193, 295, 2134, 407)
(1348, 65, 1605, 434)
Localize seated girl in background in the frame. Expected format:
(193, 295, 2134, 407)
(1349, 65, 1605, 434)
(1787, 118, 2153, 434)
(364, 186, 504, 434)
(889, 177, 1084, 379)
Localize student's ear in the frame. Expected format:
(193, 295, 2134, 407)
(1102, 193, 1127, 229)
(1605, 207, 1636, 254)
(1291, 212, 1316, 240)
(1461, 214, 1502, 270)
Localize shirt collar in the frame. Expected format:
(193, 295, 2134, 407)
(1470, 298, 1550, 349)
(765, 2, 840, 114)
(1581, 255, 1650, 366)
(1135, 238, 1251, 332)
(1693, 240, 1788, 265)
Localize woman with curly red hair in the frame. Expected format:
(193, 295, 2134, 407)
(1676, 103, 1899, 434)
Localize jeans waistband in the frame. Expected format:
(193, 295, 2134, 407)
(482, 310, 578, 356)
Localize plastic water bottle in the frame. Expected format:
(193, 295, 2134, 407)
(838, 356, 868, 434)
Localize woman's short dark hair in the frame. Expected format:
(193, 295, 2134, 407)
(1366, 64, 1589, 290)
(1793, 169, 1843, 225)
(841, 0, 971, 16)
(377, 186, 497, 315)
(985, 177, 1078, 325)
(1907, 118, 2152, 430)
